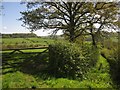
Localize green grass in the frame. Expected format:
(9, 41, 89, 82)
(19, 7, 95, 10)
(0, 75, 2, 89)
(2, 50, 49, 88)
(2, 38, 54, 45)
(2, 71, 39, 88)
(2, 49, 114, 88)
(1, 37, 115, 88)
(2, 49, 47, 53)
(96, 55, 110, 73)
(2, 37, 64, 50)
(80, 55, 113, 88)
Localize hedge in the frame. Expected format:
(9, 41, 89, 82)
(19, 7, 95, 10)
(48, 41, 99, 79)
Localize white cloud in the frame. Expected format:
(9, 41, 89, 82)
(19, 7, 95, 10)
(34, 29, 63, 36)
(3, 26, 7, 30)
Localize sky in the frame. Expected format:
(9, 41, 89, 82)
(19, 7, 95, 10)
(1, 1, 118, 36)
(1, 2, 62, 36)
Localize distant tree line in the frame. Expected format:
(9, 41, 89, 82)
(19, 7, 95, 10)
(1, 33, 38, 38)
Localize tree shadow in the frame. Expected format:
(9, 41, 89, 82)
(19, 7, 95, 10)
(101, 53, 120, 89)
(2, 50, 51, 79)
(107, 59, 120, 89)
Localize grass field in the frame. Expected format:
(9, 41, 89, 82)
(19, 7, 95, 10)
(2, 38, 54, 45)
(1, 38, 56, 50)
(2, 38, 54, 49)
(1, 37, 118, 88)
(2, 48, 114, 88)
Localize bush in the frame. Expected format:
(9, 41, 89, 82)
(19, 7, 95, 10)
(48, 41, 99, 79)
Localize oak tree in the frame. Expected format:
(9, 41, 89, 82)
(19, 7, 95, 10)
(20, 1, 119, 45)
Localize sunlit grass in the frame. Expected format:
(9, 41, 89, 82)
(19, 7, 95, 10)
(2, 37, 116, 88)
(2, 38, 54, 45)
(2, 71, 39, 88)
(2, 50, 114, 88)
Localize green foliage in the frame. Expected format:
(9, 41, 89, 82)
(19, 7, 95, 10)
(102, 39, 118, 50)
(2, 42, 115, 88)
(48, 41, 98, 79)
(2, 37, 118, 88)
(44, 55, 113, 88)
(78, 55, 113, 88)
(101, 48, 111, 58)
(101, 40, 120, 88)
(44, 78, 81, 88)
(20, 2, 119, 43)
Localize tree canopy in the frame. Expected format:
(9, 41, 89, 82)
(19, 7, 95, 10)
(20, 1, 119, 45)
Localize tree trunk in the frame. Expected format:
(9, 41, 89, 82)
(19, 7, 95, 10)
(90, 24, 97, 48)
(69, 16, 75, 42)
(91, 34, 97, 48)
(69, 27, 75, 42)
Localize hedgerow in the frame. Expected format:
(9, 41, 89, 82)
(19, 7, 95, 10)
(48, 41, 99, 79)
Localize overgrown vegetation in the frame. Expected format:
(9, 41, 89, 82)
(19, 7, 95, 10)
(1, 31, 119, 89)
(1, 1, 119, 89)
(101, 38, 119, 88)
(2, 46, 114, 88)
(49, 41, 98, 79)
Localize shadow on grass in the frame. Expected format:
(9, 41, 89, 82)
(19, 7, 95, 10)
(2, 50, 51, 79)
(107, 59, 120, 89)
(101, 53, 120, 89)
